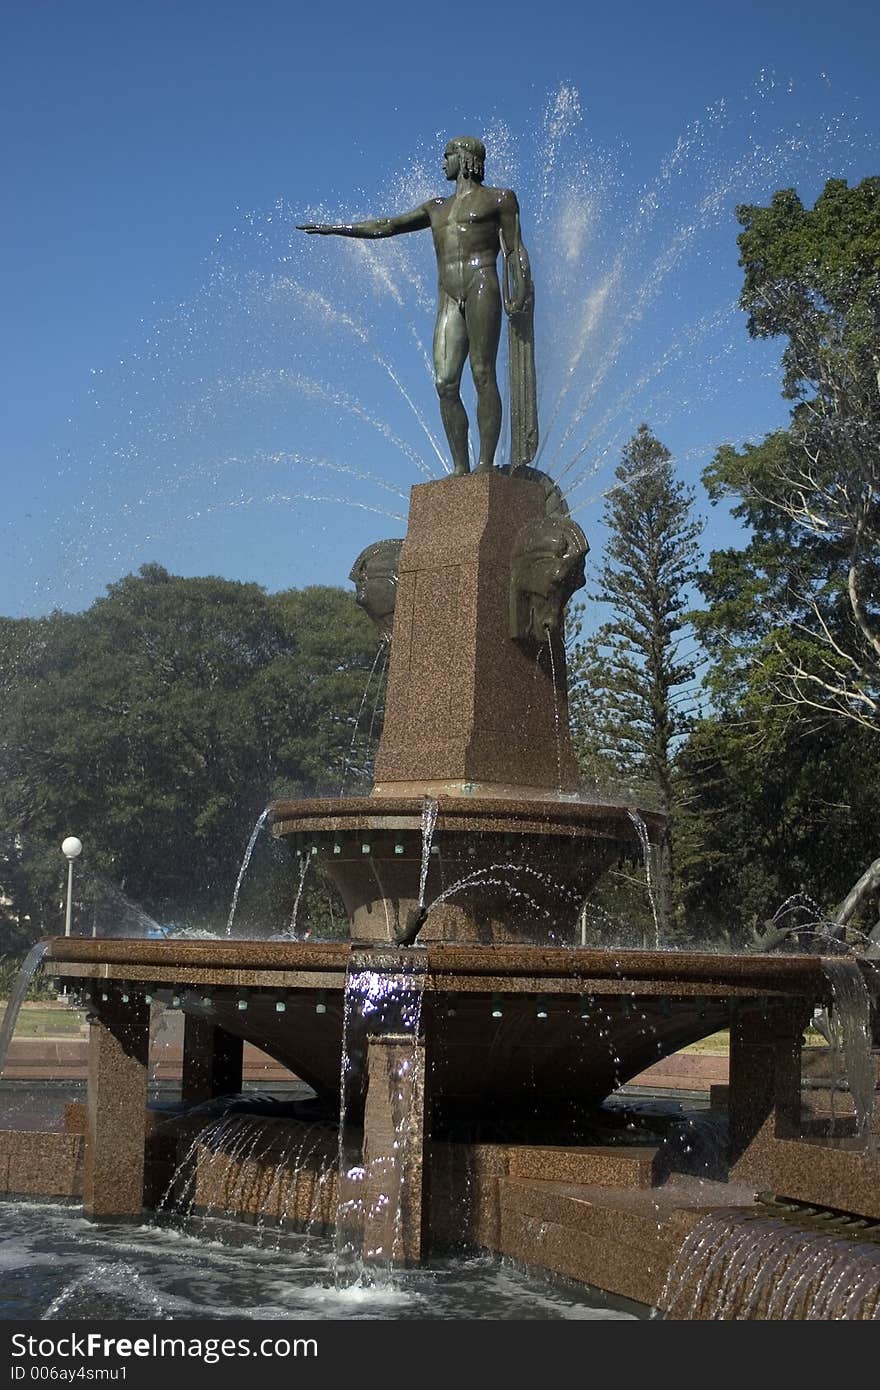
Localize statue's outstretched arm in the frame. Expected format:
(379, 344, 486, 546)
(297, 205, 431, 238)
(499, 191, 533, 315)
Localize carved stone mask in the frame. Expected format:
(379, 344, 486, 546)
(509, 516, 588, 643)
(349, 539, 404, 638)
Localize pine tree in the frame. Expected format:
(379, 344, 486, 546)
(569, 424, 704, 938)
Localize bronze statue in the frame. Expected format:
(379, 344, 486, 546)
(298, 136, 537, 475)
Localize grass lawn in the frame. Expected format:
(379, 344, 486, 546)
(0, 1002, 87, 1037)
(682, 1026, 827, 1056)
(681, 1031, 730, 1055)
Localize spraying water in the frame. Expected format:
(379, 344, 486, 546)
(87, 879, 166, 939)
(820, 957, 877, 1143)
(626, 809, 661, 949)
(285, 853, 312, 939)
(24, 77, 876, 617)
(226, 807, 271, 937)
(0, 942, 51, 1077)
(339, 638, 389, 795)
(417, 797, 439, 908)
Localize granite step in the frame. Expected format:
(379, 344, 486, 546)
(506, 1143, 660, 1188)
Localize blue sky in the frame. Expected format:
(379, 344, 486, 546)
(2, 0, 879, 619)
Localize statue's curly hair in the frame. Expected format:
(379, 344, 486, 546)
(448, 136, 486, 182)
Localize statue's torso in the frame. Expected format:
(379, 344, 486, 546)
(426, 185, 511, 302)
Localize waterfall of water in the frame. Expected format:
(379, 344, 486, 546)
(334, 950, 427, 1288)
(658, 1208, 880, 1319)
(157, 1110, 245, 1218)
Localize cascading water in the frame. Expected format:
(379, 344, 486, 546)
(334, 950, 426, 1288)
(658, 1209, 880, 1319)
(157, 1110, 247, 1218)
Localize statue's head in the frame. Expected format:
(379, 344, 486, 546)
(509, 516, 589, 644)
(444, 136, 486, 184)
(349, 538, 403, 639)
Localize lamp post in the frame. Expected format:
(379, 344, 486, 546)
(61, 836, 83, 937)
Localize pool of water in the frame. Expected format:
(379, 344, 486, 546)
(0, 1202, 646, 1321)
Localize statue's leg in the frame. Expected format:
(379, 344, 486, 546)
(433, 295, 470, 475)
(466, 272, 502, 470)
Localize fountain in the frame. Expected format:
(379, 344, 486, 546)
(4, 115, 880, 1320)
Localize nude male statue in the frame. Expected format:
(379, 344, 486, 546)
(298, 136, 536, 475)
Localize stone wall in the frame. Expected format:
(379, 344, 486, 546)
(0, 1131, 84, 1198)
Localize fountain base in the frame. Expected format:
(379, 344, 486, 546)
(4, 936, 877, 1316)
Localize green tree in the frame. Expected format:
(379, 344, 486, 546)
(0, 567, 383, 948)
(705, 178, 879, 729)
(697, 176, 880, 929)
(675, 711, 880, 949)
(569, 424, 704, 940)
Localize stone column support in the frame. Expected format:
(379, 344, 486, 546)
(83, 992, 150, 1220)
(729, 999, 811, 1181)
(181, 1015, 244, 1103)
(374, 472, 581, 792)
(361, 1032, 426, 1265)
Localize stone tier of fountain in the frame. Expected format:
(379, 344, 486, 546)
(38, 934, 880, 1305)
(270, 795, 662, 944)
(44, 936, 799, 1123)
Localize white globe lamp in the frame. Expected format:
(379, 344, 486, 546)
(61, 836, 83, 937)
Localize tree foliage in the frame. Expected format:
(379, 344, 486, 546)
(0, 567, 383, 948)
(683, 177, 880, 939)
(570, 425, 703, 809)
(568, 425, 703, 941)
(701, 178, 880, 733)
(675, 712, 880, 947)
